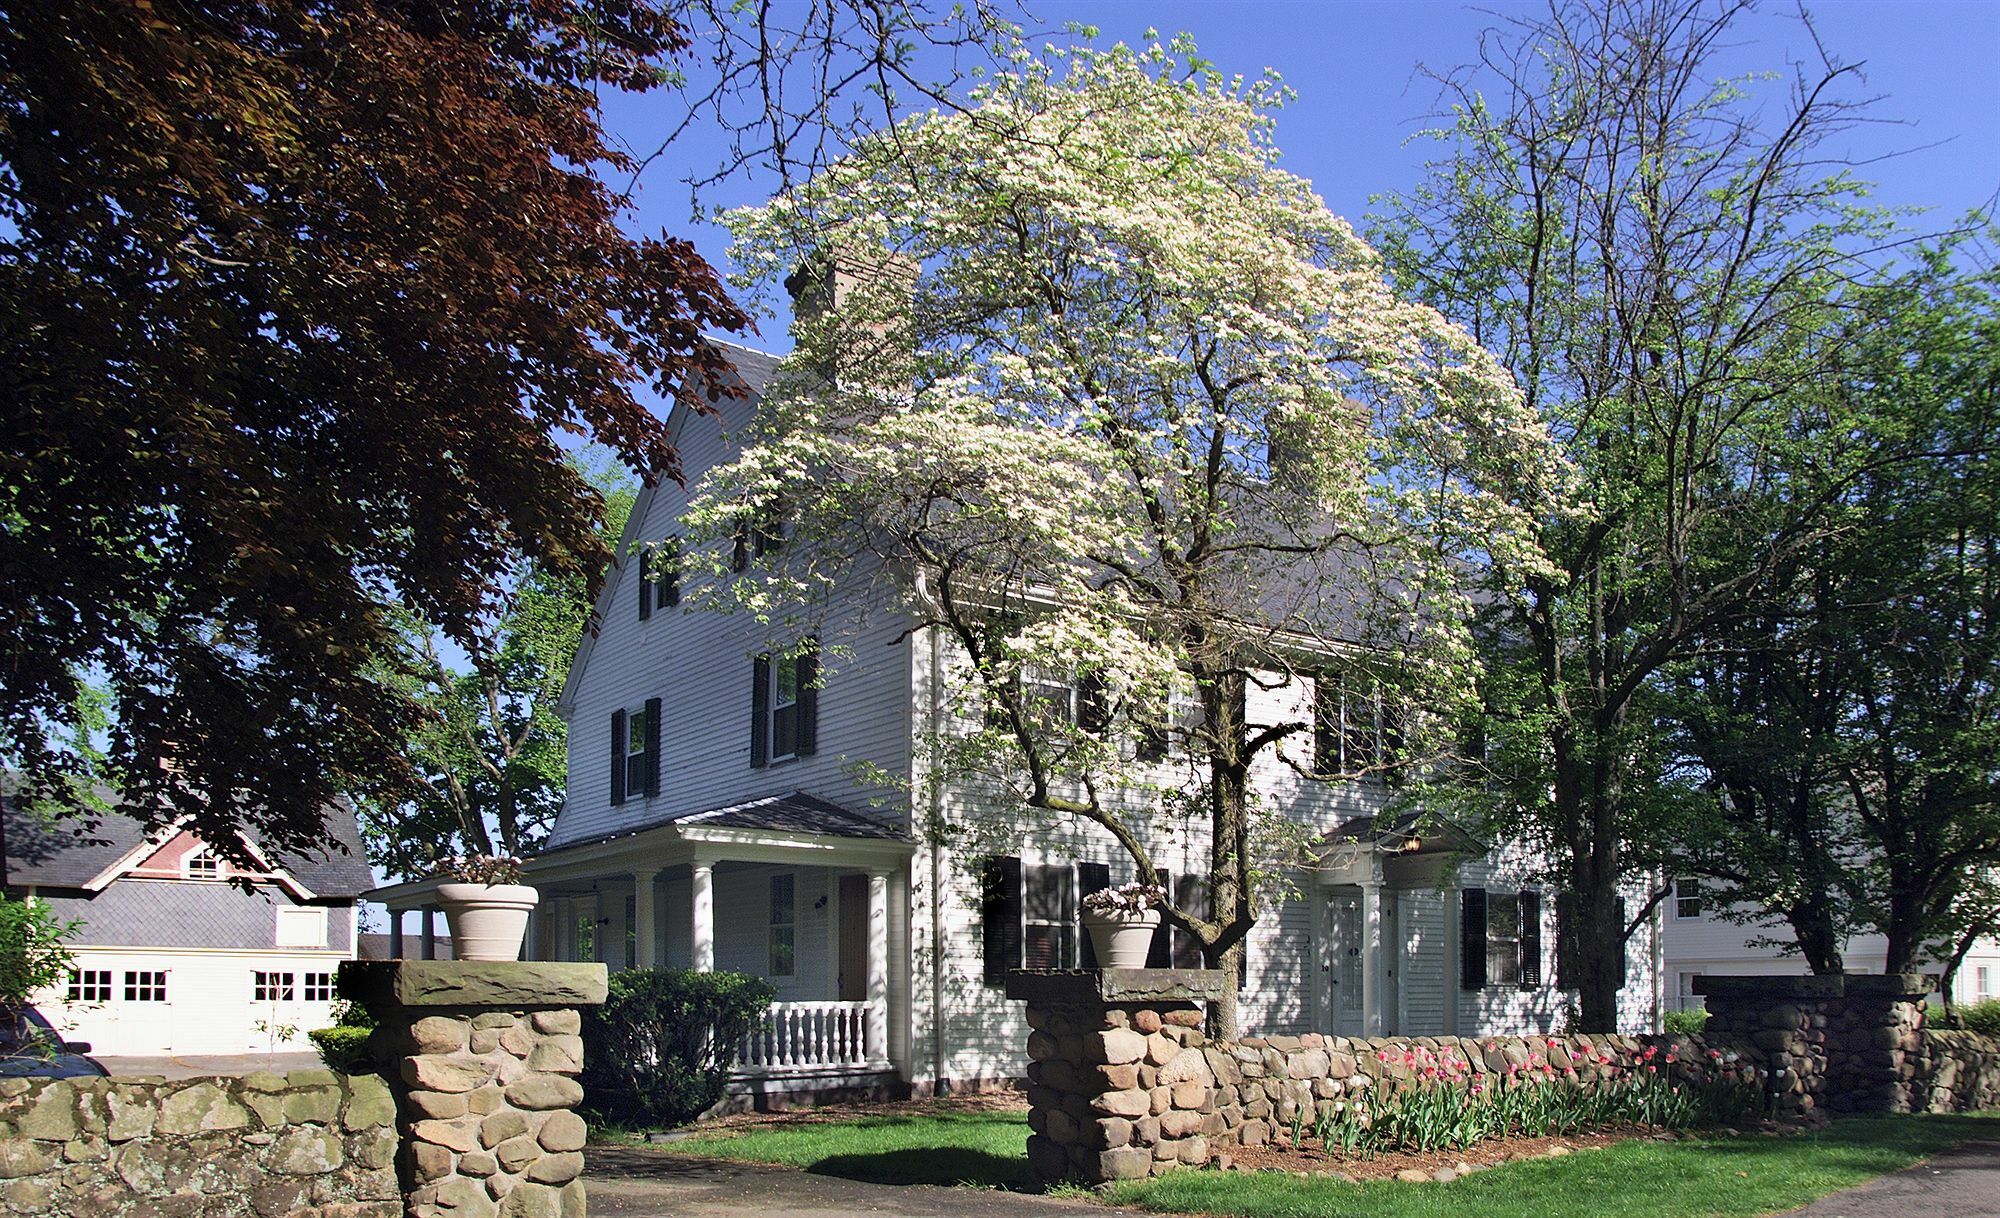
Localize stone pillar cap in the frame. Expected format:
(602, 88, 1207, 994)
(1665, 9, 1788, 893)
(339, 960, 608, 1008)
(1003, 967, 1229, 1005)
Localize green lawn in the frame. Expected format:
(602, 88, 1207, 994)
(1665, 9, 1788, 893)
(660, 1108, 1033, 1188)
(657, 1108, 1992, 1215)
(1106, 1114, 1996, 1218)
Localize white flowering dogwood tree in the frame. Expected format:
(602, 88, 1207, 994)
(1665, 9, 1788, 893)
(680, 38, 1567, 1033)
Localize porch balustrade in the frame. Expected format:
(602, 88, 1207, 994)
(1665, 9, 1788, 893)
(736, 999, 876, 1071)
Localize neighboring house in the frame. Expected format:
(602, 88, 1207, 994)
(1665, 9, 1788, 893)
(1, 800, 374, 1056)
(372, 339, 1663, 1101)
(1660, 875, 2000, 1012)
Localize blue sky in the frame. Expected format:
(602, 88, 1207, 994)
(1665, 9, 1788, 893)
(600, 0, 2000, 352)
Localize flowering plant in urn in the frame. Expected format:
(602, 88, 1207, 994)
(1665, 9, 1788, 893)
(431, 854, 537, 961)
(1082, 881, 1167, 968)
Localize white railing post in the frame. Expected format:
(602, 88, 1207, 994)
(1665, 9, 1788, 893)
(733, 1000, 876, 1073)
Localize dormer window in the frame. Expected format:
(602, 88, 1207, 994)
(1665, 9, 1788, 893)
(182, 846, 223, 881)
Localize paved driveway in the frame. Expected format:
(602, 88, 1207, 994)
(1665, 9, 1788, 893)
(1781, 1138, 2000, 1218)
(585, 1148, 1144, 1218)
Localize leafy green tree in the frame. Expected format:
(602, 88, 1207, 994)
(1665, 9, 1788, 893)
(1668, 238, 2000, 978)
(690, 37, 1563, 1035)
(0, 894, 78, 1059)
(363, 462, 635, 878)
(1373, 0, 1900, 1029)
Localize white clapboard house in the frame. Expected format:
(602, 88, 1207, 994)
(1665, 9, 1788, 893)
(374, 338, 1663, 1102)
(2, 799, 372, 1057)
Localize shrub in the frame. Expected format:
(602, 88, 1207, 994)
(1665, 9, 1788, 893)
(1955, 999, 2000, 1037)
(309, 1025, 374, 1072)
(0, 895, 79, 1062)
(580, 967, 775, 1129)
(308, 998, 377, 1073)
(1664, 1008, 1710, 1036)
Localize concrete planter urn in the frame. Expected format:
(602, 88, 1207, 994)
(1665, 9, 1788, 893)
(1083, 907, 1162, 969)
(438, 882, 540, 961)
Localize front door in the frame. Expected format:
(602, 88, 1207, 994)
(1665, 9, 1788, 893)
(837, 874, 867, 1002)
(1326, 889, 1363, 1033)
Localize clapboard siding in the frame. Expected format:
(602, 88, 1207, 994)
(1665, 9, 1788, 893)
(550, 386, 916, 850)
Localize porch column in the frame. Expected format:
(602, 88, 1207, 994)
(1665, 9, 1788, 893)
(1360, 880, 1383, 1036)
(632, 868, 661, 969)
(867, 867, 890, 1067)
(420, 908, 438, 961)
(388, 909, 405, 960)
(691, 858, 715, 972)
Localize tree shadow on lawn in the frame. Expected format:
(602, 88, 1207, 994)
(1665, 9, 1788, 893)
(807, 1147, 1032, 1190)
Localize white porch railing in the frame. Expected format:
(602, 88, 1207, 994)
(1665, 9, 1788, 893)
(736, 1000, 876, 1071)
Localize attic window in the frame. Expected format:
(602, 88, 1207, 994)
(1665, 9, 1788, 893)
(182, 846, 223, 881)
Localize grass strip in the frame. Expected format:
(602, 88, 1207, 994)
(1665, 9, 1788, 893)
(1105, 1114, 1995, 1218)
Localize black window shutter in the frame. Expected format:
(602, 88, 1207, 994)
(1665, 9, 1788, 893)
(1145, 870, 1175, 968)
(637, 549, 651, 621)
(731, 521, 750, 572)
(1519, 890, 1542, 988)
(981, 856, 1023, 984)
(643, 696, 662, 797)
(1616, 896, 1629, 989)
(610, 709, 627, 806)
(1313, 674, 1338, 775)
(1076, 861, 1111, 969)
(750, 656, 770, 768)
(1461, 888, 1487, 990)
(1077, 670, 1109, 736)
(796, 640, 819, 757)
(1170, 872, 1206, 969)
(1555, 891, 1577, 989)
(660, 542, 680, 608)
(1137, 703, 1168, 762)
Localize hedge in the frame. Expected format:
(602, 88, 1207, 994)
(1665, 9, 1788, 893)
(580, 967, 775, 1129)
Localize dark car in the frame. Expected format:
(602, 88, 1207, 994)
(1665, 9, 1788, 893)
(0, 1006, 106, 1078)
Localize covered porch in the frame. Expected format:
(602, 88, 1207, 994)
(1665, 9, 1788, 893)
(523, 793, 913, 1083)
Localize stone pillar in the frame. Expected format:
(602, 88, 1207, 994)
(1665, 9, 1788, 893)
(691, 860, 715, 972)
(1005, 968, 1230, 1186)
(341, 958, 609, 1218)
(1696, 972, 1934, 1117)
(866, 868, 890, 1067)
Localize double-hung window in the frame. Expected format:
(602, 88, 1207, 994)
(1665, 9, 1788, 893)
(768, 874, 796, 977)
(609, 698, 661, 804)
(751, 641, 818, 767)
(1673, 876, 1705, 920)
(1022, 864, 1078, 970)
(637, 540, 680, 620)
(1461, 888, 1542, 990)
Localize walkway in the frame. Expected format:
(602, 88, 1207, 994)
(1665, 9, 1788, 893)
(585, 1149, 1144, 1218)
(1783, 1138, 2000, 1218)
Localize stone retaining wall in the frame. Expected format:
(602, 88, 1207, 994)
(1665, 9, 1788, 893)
(0, 1068, 399, 1218)
(1698, 973, 2000, 1117)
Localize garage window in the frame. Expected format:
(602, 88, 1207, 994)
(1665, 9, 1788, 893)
(124, 971, 167, 1002)
(67, 969, 111, 1003)
(254, 971, 296, 1002)
(275, 907, 328, 949)
(304, 973, 336, 1002)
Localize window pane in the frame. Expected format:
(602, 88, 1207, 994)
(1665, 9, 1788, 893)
(769, 926, 795, 976)
(1024, 924, 1070, 970)
(775, 657, 798, 708)
(772, 703, 799, 758)
(627, 709, 647, 755)
(770, 874, 795, 925)
(1487, 892, 1521, 986)
(626, 752, 648, 793)
(1023, 865, 1071, 922)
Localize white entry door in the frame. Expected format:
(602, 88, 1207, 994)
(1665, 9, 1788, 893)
(1327, 890, 1364, 1033)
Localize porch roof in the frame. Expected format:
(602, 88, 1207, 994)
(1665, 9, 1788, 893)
(1323, 811, 1486, 859)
